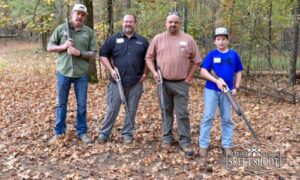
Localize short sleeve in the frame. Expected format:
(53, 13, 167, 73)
(89, 30, 97, 52)
(200, 51, 213, 70)
(145, 35, 158, 62)
(144, 38, 149, 51)
(99, 36, 114, 58)
(234, 52, 244, 72)
(190, 38, 201, 64)
(48, 26, 61, 48)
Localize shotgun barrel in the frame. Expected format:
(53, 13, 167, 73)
(114, 67, 133, 129)
(211, 70, 257, 140)
(157, 66, 168, 132)
(65, 18, 74, 73)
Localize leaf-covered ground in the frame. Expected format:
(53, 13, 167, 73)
(0, 41, 299, 179)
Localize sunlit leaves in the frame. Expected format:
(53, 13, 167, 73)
(0, 0, 10, 28)
(1, 0, 77, 34)
(43, 0, 55, 5)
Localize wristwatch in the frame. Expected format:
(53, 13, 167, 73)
(79, 51, 82, 57)
(234, 87, 240, 91)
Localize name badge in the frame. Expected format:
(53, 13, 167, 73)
(213, 58, 221, 63)
(116, 38, 124, 43)
(179, 41, 187, 47)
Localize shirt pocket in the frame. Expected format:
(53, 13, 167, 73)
(59, 31, 68, 45)
(112, 42, 125, 58)
(75, 34, 90, 50)
(134, 43, 146, 57)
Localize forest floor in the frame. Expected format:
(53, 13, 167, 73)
(0, 41, 299, 179)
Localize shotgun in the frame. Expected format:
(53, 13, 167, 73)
(114, 67, 133, 129)
(65, 17, 74, 73)
(157, 66, 168, 131)
(211, 70, 257, 140)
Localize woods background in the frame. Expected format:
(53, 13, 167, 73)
(0, 0, 300, 179)
(0, 0, 299, 103)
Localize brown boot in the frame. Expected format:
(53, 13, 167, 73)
(181, 146, 194, 157)
(199, 148, 208, 157)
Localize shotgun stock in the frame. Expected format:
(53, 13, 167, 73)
(211, 70, 257, 140)
(114, 67, 133, 129)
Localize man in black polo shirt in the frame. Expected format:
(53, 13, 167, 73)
(96, 14, 149, 144)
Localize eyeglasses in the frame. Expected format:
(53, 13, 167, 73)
(167, 11, 180, 17)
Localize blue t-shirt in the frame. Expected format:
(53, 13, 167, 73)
(201, 49, 244, 91)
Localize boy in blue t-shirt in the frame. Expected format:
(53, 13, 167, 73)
(199, 27, 244, 157)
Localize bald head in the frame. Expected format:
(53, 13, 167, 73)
(166, 14, 180, 35)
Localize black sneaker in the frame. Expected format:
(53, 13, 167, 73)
(161, 141, 175, 149)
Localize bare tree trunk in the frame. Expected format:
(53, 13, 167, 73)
(267, 0, 272, 71)
(246, 0, 258, 75)
(172, 0, 178, 11)
(107, 0, 114, 36)
(102, 0, 114, 79)
(83, 0, 94, 29)
(4, 0, 8, 46)
(182, 2, 187, 33)
(266, 0, 280, 88)
(123, 0, 131, 9)
(82, 0, 98, 83)
(40, 15, 48, 51)
(41, 32, 48, 51)
(58, 0, 64, 23)
(289, 0, 300, 86)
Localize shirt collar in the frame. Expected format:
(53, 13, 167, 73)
(120, 32, 137, 39)
(70, 23, 84, 32)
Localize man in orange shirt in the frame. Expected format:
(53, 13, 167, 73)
(145, 12, 201, 157)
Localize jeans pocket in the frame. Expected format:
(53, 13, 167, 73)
(127, 83, 143, 111)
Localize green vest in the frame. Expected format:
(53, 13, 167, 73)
(48, 23, 97, 77)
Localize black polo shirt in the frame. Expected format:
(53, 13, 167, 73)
(100, 32, 149, 87)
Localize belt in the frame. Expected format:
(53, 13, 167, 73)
(163, 78, 185, 82)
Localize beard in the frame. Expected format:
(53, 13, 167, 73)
(168, 26, 178, 34)
(123, 26, 134, 34)
(74, 18, 84, 27)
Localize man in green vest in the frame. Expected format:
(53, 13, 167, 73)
(47, 4, 96, 144)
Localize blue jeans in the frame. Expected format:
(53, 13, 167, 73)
(99, 82, 143, 140)
(199, 88, 234, 148)
(55, 72, 88, 137)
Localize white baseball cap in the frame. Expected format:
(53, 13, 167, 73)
(72, 4, 88, 14)
(215, 27, 228, 36)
